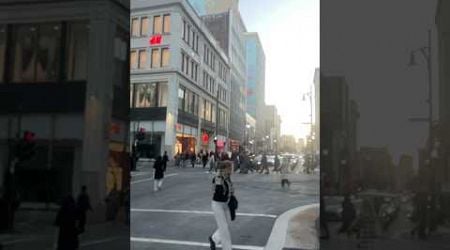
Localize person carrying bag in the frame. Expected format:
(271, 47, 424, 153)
(208, 160, 237, 250)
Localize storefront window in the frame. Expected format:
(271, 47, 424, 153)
(158, 82, 168, 107)
(36, 23, 61, 82)
(66, 22, 89, 81)
(134, 83, 157, 108)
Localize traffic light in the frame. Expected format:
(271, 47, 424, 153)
(15, 131, 36, 162)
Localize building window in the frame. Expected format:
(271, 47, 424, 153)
(132, 18, 139, 37)
(0, 25, 5, 83)
(178, 86, 185, 110)
(130, 84, 134, 107)
(182, 21, 186, 40)
(130, 50, 137, 69)
(161, 48, 170, 67)
(151, 48, 160, 68)
(153, 16, 162, 34)
(134, 83, 157, 108)
(11, 23, 62, 83)
(163, 14, 170, 33)
(66, 22, 89, 81)
(138, 49, 147, 68)
(158, 82, 168, 106)
(140, 17, 148, 36)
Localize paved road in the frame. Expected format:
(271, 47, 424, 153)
(131, 162, 319, 250)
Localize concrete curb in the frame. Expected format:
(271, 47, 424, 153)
(265, 203, 319, 250)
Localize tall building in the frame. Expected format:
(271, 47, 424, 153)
(263, 105, 281, 153)
(313, 68, 320, 155)
(200, 2, 247, 152)
(0, 0, 130, 213)
(244, 32, 266, 146)
(321, 75, 359, 193)
(130, 0, 231, 158)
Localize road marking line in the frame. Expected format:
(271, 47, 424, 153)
(131, 173, 178, 185)
(131, 208, 277, 218)
(80, 237, 125, 246)
(131, 237, 264, 250)
(131, 172, 152, 177)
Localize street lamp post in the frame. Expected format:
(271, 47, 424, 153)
(408, 29, 434, 189)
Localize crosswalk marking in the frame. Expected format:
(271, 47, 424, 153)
(131, 172, 152, 177)
(131, 173, 178, 185)
(131, 237, 264, 250)
(131, 208, 277, 218)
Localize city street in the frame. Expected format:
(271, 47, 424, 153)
(130, 161, 319, 249)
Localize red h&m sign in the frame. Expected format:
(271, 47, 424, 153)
(149, 35, 162, 45)
(202, 133, 209, 144)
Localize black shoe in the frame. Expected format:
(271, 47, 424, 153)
(208, 236, 216, 250)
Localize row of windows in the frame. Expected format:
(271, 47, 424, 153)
(202, 71, 215, 95)
(130, 82, 168, 108)
(203, 44, 215, 70)
(218, 61, 227, 82)
(130, 47, 170, 69)
(131, 14, 170, 37)
(202, 99, 216, 123)
(218, 108, 228, 128)
(181, 52, 199, 82)
(218, 85, 227, 103)
(182, 20, 199, 53)
(178, 86, 199, 116)
(0, 22, 90, 84)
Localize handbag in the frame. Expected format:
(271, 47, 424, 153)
(228, 195, 238, 221)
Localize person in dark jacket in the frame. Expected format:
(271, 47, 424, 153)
(202, 152, 209, 169)
(76, 185, 92, 233)
(162, 151, 169, 171)
(338, 195, 356, 234)
(191, 153, 197, 168)
(209, 160, 234, 250)
(55, 195, 80, 250)
(153, 156, 165, 191)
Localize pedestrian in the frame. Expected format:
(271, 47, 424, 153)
(274, 155, 281, 173)
(202, 152, 209, 169)
(280, 157, 291, 188)
(260, 154, 269, 174)
(153, 156, 165, 191)
(338, 194, 356, 235)
(320, 196, 330, 239)
(191, 153, 197, 168)
(162, 151, 169, 170)
(105, 185, 120, 221)
(208, 151, 216, 172)
(209, 159, 235, 250)
(54, 195, 80, 250)
(76, 185, 92, 233)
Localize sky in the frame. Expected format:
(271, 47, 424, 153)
(239, 0, 320, 140)
(321, 0, 438, 164)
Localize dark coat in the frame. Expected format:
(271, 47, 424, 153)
(153, 160, 165, 180)
(55, 197, 79, 250)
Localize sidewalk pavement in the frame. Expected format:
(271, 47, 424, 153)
(265, 203, 319, 250)
(0, 207, 129, 249)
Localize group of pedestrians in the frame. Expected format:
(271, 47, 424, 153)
(174, 150, 217, 170)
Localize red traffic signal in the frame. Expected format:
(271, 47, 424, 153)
(23, 130, 35, 142)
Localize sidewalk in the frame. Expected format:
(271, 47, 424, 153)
(265, 204, 319, 250)
(0, 208, 129, 250)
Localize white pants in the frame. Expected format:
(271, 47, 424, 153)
(154, 178, 163, 191)
(211, 201, 232, 250)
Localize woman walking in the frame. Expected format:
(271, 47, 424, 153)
(54, 195, 80, 250)
(208, 151, 216, 172)
(209, 159, 235, 250)
(153, 156, 165, 192)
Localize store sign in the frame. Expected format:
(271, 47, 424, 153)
(217, 140, 224, 147)
(149, 34, 162, 45)
(176, 123, 182, 132)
